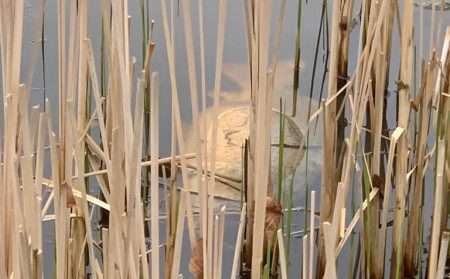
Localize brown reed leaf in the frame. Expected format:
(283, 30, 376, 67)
(264, 197, 283, 247)
(64, 182, 77, 208)
(189, 238, 203, 279)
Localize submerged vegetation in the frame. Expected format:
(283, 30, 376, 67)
(1, 0, 450, 278)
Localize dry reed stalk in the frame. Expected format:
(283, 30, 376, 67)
(76, 0, 88, 186)
(128, 77, 148, 278)
(429, 0, 437, 58)
(7, 88, 29, 279)
(56, 0, 67, 167)
(316, 0, 340, 275)
(303, 234, 309, 279)
(180, 1, 209, 277)
(102, 228, 110, 278)
(436, 231, 450, 278)
(230, 204, 247, 279)
(270, 0, 287, 85)
(47, 109, 69, 279)
(12, 172, 32, 278)
(105, 25, 131, 271)
(108, 128, 126, 278)
(339, 208, 345, 239)
(207, 0, 228, 276)
(138, 201, 150, 279)
(444, 53, 450, 261)
(10, 0, 24, 90)
(0, 3, 5, 94)
(323, 221, 337, 279)
(247, 1, 273, 278)
(70, 97, 100, 279)
(376, 127, 403, 273)
(431, 27, 450, 175)
(85, 39, 111, 162)
(390, 1, 413, 277)
(404, 56, 438, 275)
(427, 140, 446, 278)
(336, 188, 379, 255)
(150, 72, 161, 279)
(0, 155, 3, 278)
(309, 191, 315, 279)
(196, 24, 209, 265)
(0, 1, 25, 275)
(216, 206, 226, 279)
(62, 1, 87, 274)
(81, 154, 196, 178)
(308, 80, 353, 126)
(322, 1, 392, 276)
(18, 86, 37, 251)
(197, 5, 209, 247)
(159, 0, 197, 250)
(213, 215, 219, 279)
(336, 0, 352, 176)
(368, 2, 395, 277)
(41, 179, 110, 211)
(170, 191, 187, 279)
(277, 229, 288, 279)
(197, 0, 207, 121)
(242, 0, 256, 269)
(35, 113, 46, 258)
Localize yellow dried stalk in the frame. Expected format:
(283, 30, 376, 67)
(390, 1, 413, 277)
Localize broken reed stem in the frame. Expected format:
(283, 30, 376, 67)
(391, 1, 413, 277)
(230, 204, 247, 279)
